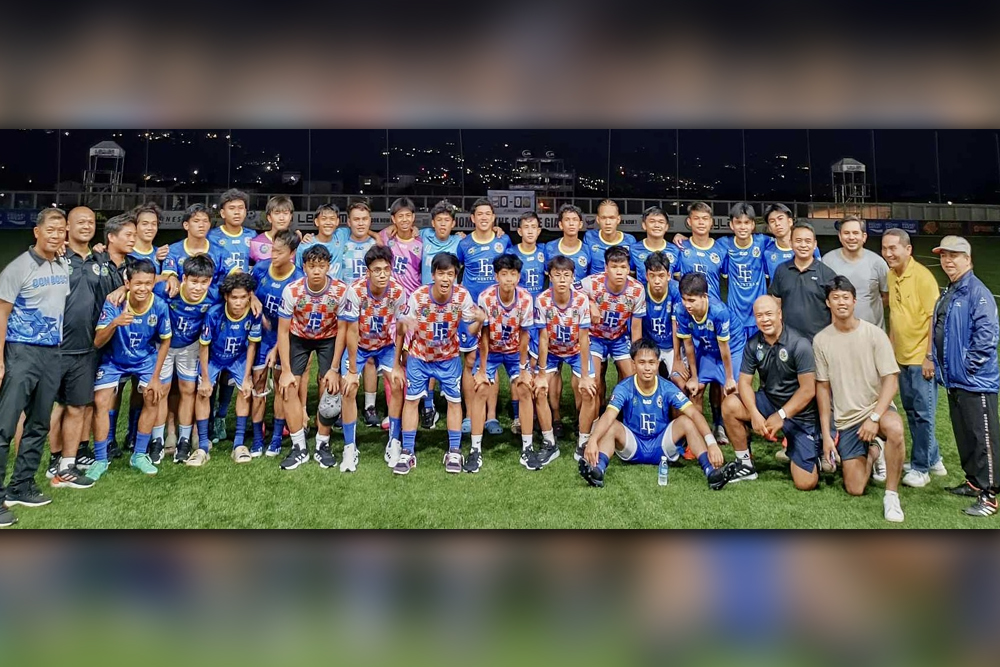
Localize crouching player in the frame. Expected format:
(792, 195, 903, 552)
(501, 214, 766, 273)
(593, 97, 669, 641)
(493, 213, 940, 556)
(90, 260, 172, 480)
(340, 246, 407, 473)
(469, 254, 536, 473)
(190, 273, 261, 466)
(390, 253, 486, 475)
(578, 338, 738, 489)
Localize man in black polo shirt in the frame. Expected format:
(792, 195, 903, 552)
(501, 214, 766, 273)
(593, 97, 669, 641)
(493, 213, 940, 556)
(722, 295, 823, 490)
(767, 222, 839, 340)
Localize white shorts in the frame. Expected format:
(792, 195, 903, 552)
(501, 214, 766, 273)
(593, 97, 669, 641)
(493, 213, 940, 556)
(659, 349, 674, 374)
(618, 421, 681, 464)
(160, 341, 200, 383)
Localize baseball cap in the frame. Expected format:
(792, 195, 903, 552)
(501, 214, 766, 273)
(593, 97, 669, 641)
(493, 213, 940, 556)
(932, 235, 972, 255)
(318, 390, 342, 421)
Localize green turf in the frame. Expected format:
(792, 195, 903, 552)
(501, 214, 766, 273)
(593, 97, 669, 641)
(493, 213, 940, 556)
(3, 235, 1000, 528)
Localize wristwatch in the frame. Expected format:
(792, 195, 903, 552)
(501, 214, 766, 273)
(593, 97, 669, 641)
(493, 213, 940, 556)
(869, 412, 881, 423)
(778, 408, 788, 420)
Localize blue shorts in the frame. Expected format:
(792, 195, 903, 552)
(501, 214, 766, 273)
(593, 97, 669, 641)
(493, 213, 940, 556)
(458, 320, 480, 354)
(205, 357, 249, 389)
(94, 357, 157, 392)
(342, 344, 395, 375)
(474, 351, 522, 382)
(528, 328, 540, 359)
(543, 353, 595, 378)
(755, 391, 821, 473)
(590, 334, 632, 363)
(836, 407, 896, 462)
(406, 356, 463, 403)
(696, 344, 743, 385)
(253, 337, 276, 371)
(618, 421, 683, 465)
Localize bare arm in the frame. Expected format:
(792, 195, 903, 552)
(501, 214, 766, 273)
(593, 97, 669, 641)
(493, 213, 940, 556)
(630, 315, 642, 342)
(781, 372, 817, 420)
(816, 380, 833, 442)
(588, 406, 620, 453)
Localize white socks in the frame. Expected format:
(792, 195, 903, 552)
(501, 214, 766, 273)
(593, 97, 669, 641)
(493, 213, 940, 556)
(365, 392, 376, 410)
(471, 435, 483, 452)
(521, 435, 533, 451)
(291, 429, 307, 450)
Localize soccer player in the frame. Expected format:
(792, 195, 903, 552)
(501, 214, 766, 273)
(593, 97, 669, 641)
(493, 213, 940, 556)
(535, 255, 598, 464)
(674, 273, 738, 443)
(641, 252, 684, 378)
(129, 202, 169, 275)
(340, 245, 407, 472)
(762, 203, 819, 279)
(389, 253, 485, 476)
(814, 276, 906, 523)
(379, 197, 424, 298)
(190, 273, 261, 466)
(673, 201, 727, 301)
(151, 254, 218, 465)
(578, 339, 737, 490)
(296, 204, 344, 276)
(721, 203, 769, 351)
(89, 259, 172, 480)
(469, 254, 536, 473)
(544, 204, 592, 286)
(209, 188, 255, 274)
(276, 245, 350, 471)
(722, 296, 822, 490)
(511, 211, 547, 435)
(580, 246, 646, 404)
(585, 200, 636, 276)
(630, 206, 678, 285)
(249, 230, 304, 458)
(250, 195, 296, 265)
(163, 204, 229, 290)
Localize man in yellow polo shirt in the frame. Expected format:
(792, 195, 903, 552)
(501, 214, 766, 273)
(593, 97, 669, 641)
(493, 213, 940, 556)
(881, 228, 947, 487)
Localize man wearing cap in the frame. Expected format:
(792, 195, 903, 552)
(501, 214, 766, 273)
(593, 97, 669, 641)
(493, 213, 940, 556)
(881, 228, 947, 488)
(932, 236, 1000, 517)
(822, 216, 889, 329)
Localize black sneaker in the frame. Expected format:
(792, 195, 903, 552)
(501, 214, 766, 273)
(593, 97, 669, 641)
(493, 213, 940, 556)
(947, 480, 982, 497)
(76, 446, 96, 470)
(5, 483, 53, 508)
(578, 457, 605, 488)
(535, 441, 560, 468)
(45, 455, 61, 479)
(463, 450, 483, 474)
(108, 438, 122, 461)
(281, 447, 309, 471)
(50, 467, 95, 490)
(0, 506, 16, 528)
(964, 493, 998, 517)
(313, 445, 337, 469)
(519, 447, 541, 471)
(421, 408, 439, 430)
(364, 406, 380, 427)
(174, 437, 192, 464)
(149, 438, 165, 466)
(573, 444, 585, 462)
(728, 461, 759, 483)
(552, 422, 565, 439)
(707, 461, 741, 491)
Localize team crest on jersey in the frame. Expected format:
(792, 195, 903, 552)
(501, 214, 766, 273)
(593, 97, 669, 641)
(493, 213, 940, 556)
(779, 348, 789, 362)
(96, 368, 104, 380)
(201, 305, 209, 313)
(219, 239, 226, 246)
(537, 253, 545, 262)
(420, 305, 431, 318)
(709, 253, 721, 264)
(577, 256, 587, 267)
(706, 320, 715, 332)
(148, 314, 158, 327)
(756, 347, 764, 361)
(92, 264, 100, 275)
(100, 265, 110, 277)
(752, 247, 761, 258)
(494, 242, 504, 254)
(770, 253, 778, 262)
(360, 298, 369, 311)
(468, 246, 477, 256)
(656, 395, 663, 409)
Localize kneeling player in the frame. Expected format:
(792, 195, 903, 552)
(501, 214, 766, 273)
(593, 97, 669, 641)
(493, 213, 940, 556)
(579, 338, 738, 489)
(191, 273, 261, 466)
(90, 259, 172, 480)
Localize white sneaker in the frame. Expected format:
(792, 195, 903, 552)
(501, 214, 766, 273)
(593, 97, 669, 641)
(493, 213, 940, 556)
(385, 438, 401, 468)
(340, 445, 358, 473)
(714, 425, 730, 446)
(381, 417, 390, 431)
(872, 437, 887, 483)
(902, 469, 931, 488)
(930, 459, 948, 477)
(883, 492, 904, 523)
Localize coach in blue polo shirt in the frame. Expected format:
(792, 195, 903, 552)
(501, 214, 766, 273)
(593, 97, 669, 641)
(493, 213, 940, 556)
(0, 208, 71, 526)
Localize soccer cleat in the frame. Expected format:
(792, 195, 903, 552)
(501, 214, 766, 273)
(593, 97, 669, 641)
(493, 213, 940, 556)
(149, 438, 165, 465)
(520, 447, 541, 471)
(108, 438, 122, 461)
(422, 409, 440, 430)
(463, 450, 483, 474)
(707, 461, 741, 491)
(552, 422, 565, 439)
(963, 493, 998, 517)
(231, 445, 252, 464)
(535, 441, 560, 468)
(444, 451, 464, 474)
(363, 406, 380, 428)
(573, 445, 585, 462)
(185, 449, 210, 467)
(461, 417, 471, 434)
(871, 437, 887, 483)
(883, 493, 905, 523)
(902, 470, 931, 488)
(714, 425, 730, 446)
(0, 507, 16, 528)
(45, 456, 60, 480)
(281, 448, 309, 471)
(340, 445, 358, 473)
(578, 457, 605, 488)
(393, 452, 416, 475)
(385, 438, 402, 468)
(511, 418, 521, 436)
(86, 460, 109, 481)
(4, 482, 53, 508)
(314, 445, 337, 469)
(211, 417, 227, 444)
(250, 442, 264, 458)
(485, 419, 503, 435)
(174, 437, 192, 464)
(130, 453, 158, 476)
(266, 440, 282, 458)
(729, 461, 758, 483)
(50, 467, 95, 490)
(76, 447, 96, 471)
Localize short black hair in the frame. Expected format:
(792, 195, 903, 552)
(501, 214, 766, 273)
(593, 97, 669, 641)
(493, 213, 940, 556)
(182, 253, 216, 279)
(518, 211, 540, 226)
(219, 188, 249, 209)
(470, 197, 493, 214)
(132, 202, 161, 223)
(679, 272, 708, 297)
(389, 197, 416, 217)
(220, 271, 257, 297)
(630, 337, 661, 360)
(764, 203, 793, 221)
(729, 202, 756, 220)
(272, 229, 300, 253)
(644, 251, 671, 274)
(547, 255, 575, 275)
(315, 203, 339, 219)
(302, 244, 332, 265)
(183, 203, 211, 224)
(364, 245, 394, 268)
(792, 221, 816, 239)
(493, 254, 523, 274)
(126, 258, 157, 280)
(604, 246, 630, 267)
(105, 214, 136, 242)
(36, 207, 66, 227)
(557, 203, 583, 222)
(431, 252, 460, 274)
(688, 201, 712, 216)
(824, 275, 857, 299)
(430, 200, 458, 220)
(642, 205, 666, 221)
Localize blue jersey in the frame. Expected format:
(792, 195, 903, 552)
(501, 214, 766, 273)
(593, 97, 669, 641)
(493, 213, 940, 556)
(251, 261, 304, 346)
(585, 229, 636, 275)
(764, 239, 821, 279)
(630, 240, 679, 285)
(153, 282, 217, 349)
(674, 298, 732, 359)
(162, 239, 229, 286)
(609, 376, 692, 440)
(200, 304, 262, 366)
(458, 232, 512, 302)
(296, 230, 346, 277)
(544, 238, 592, 286)
(208, 226, 256, 274)
(129, 246, 161, 273)
(420, 228, 462, 285)
(674, 239, 728, 301)
(96, 294, 172, 367)
(339, 232, 377, 283)
(721, 235, 769, 332)
(514, 243, 547, 297)
(644, 281, 681, 352)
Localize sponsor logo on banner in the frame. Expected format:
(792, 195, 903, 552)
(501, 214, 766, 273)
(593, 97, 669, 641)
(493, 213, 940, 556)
(923, 220, 964, 235)
(969, 222, 1000, 235)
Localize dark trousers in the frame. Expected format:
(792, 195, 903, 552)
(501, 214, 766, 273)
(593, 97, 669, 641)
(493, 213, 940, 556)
(947, 388, 1000, 494)
(0, 343, 61, 496)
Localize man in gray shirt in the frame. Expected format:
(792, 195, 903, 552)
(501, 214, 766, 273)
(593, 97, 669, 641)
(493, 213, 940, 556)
(822, 216, 889, 328)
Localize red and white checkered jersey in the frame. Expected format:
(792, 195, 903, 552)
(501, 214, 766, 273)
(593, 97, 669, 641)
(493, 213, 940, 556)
(403, 284, 476, 362)
(478, 285, 534, 355)
(534, 288, 592, 358)
(278, 277, 349, 340)
(342, 277, 407, 351)
(580, 273, 646, 340)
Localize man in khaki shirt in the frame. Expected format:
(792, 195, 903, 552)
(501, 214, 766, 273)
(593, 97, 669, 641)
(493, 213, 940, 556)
(882, 228, 947, 488)
(814, 276, 906, 523)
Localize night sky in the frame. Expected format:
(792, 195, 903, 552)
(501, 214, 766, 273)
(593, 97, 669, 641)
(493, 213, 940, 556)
(2, 130, 999, 204)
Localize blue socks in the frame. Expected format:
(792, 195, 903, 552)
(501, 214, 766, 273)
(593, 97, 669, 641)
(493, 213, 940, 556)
(271, 418, 286, 446)
(95, 437, 110, 462)
(697, 452, 714, 476)
(448, 430, 461, 452)
(108, 409, 117, 440)
(196, 419, 210, 452)
(596, 452, 610, 473)
(512, 400, 519, 419)
(233, 416, 247, 447)
(344, 421, 357, 447)
(424, 389, 434, 412)
(402, 430, 416, 454)
(216, 383, 236, 419)
(252, 421, 265, 448)
(389, 416, 402, 441)
(127, 407, 141, 443)
(135, 432, 151, 456)
(711, 404, 722, 428)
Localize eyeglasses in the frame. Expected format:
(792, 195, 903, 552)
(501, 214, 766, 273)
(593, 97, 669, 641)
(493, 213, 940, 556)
(368, 267, 390, 276)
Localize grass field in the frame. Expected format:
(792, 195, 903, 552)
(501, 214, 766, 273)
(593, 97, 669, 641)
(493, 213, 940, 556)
(2, 232, 999, 528)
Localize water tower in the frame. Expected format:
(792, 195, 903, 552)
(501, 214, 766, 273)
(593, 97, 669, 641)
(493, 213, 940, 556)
(83, 140, 125, 207)
(831, 157, 868, 216)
